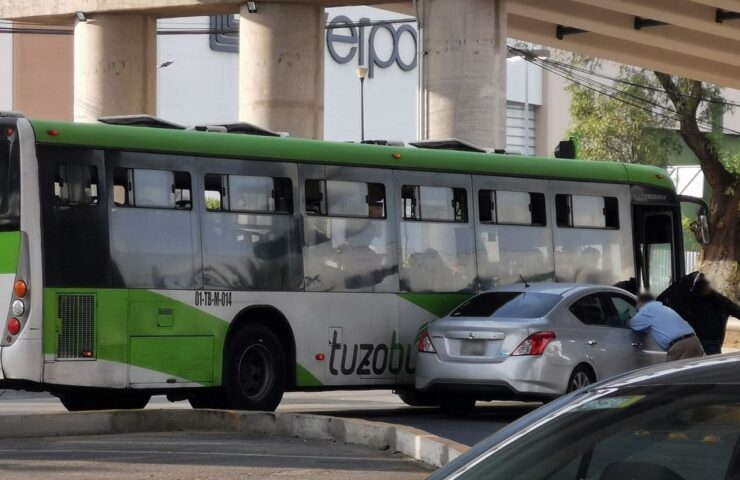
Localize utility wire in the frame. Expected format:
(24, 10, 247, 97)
(508, 45, 740, 109)
(511, 48, 740, 137)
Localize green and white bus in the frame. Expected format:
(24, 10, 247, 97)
(0, 113, 708, 411)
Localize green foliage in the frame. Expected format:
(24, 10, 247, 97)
(205, 196, 222, 211)
(681, 215, 701, 253)
(565, 62, 681, 167)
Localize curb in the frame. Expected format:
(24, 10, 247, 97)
(0, 409, 468, 468)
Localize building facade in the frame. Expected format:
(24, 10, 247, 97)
(0, 7, 544, 154)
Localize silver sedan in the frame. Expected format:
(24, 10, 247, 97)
(415, 283, 666, 415)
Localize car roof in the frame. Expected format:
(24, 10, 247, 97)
(484, 282, 628, 297)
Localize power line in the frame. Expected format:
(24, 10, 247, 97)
(518, 51, 740, 137)
(508, 46, 740, 109)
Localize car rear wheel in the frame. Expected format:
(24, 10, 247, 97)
(439, 396, 476, 417)
(396, 389, 438, 407)
(223, 324, 286, 411)
(567, 365, 595, 393)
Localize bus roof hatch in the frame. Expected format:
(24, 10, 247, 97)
(409, 138, 490, 153)
(98, 115, 186, 130)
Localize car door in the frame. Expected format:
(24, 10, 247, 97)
(603, 292, 667, 366)
(569, 293, 641, 380)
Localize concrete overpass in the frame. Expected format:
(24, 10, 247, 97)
(2, 0, 740, 147)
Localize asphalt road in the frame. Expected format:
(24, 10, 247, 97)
(0, 432, 430, 480)
(0, 389, 537, 446)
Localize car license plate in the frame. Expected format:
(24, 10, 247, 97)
(461, 340, 486, 356)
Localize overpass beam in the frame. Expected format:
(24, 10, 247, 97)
(74, 14, 156, 122)
(423, 0, 507, 149)
(239, 3, 324, 139)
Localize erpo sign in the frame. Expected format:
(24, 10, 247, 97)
(326, 15, 418, 78)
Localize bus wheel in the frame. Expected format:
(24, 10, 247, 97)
(223, 324, 286, 411)
(58, 392, 151, 411)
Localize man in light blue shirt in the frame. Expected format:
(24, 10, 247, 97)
(630, 293, 704, 362)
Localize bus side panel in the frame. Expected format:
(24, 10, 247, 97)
(155, 290, 451, 389)
(42, 288, 129, 388)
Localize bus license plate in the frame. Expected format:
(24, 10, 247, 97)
(461, 340, 486, 356)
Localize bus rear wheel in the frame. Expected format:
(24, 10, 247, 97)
(58, 391, 151, 412)
(223, 324, 286, 411)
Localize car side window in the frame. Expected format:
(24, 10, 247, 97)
(569, 294, 609, 326)
(607, 294, 637, 329)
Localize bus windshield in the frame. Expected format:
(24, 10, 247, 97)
(0, 132, 20, 231)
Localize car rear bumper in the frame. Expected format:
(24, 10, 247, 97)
(415, 353, 571, 399)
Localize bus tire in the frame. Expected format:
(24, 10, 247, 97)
(58, 391, 151, 412)
(223, 324, 286, 411)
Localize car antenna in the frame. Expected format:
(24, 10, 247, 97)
(519, 274, 530, 288)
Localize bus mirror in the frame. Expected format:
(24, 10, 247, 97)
(695, 214, 711, 245)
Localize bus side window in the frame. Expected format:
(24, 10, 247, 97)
(402, 185, 468, 222)
(204, 173, 226, 211)
(112, 168, 133, 206)
(173, 172, 192, 209)
(54, 164, 99, 206)
(113, 168, 191, 210)
(556, 194, 619, 229)
(479, 189, 546, 226)
(305, 179, 326, 216)
(206, 174, 292, 214)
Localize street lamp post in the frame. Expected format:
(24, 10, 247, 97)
(356, 67, 368, 142)
(507, 48, 550, 156)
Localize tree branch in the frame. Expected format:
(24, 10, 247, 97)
(653, 72, 732, 190)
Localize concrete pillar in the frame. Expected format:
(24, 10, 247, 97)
(239, 3, 324, 139)
(422, 0, 507, 149)
(74, 14, 156, 123)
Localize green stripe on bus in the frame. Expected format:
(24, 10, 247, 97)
(30, 119, 675, 190)
(399, 293, 471, 318)
(0, 231, 20, 274)
(43, 288, 228, 386)
(296, 363, 322, 387)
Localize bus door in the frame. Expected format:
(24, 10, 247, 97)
(632, 193, 710, 295)
(299, 164, 400, 386)
(633, 207, 678, 295)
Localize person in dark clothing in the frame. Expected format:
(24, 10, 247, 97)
(659, 272, 740, 355)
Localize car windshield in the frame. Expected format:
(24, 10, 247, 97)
(451, 292, 561, 319)
(451, 384, 740, 480)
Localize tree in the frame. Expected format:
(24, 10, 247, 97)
(565, 60, 740, 300)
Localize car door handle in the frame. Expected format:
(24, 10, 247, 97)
(586, 340, 598, 346)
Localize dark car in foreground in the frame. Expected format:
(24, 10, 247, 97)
(429, 353, 740, 480)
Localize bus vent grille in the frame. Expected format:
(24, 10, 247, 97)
(57, 294, 96, 360)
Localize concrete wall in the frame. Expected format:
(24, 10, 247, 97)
(157, 16, 238, 125)
(13, 27, 73, 120)
(0, 21, 11, 110)
(323, 6, 417, 143)
(535, 66, 570, 157)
